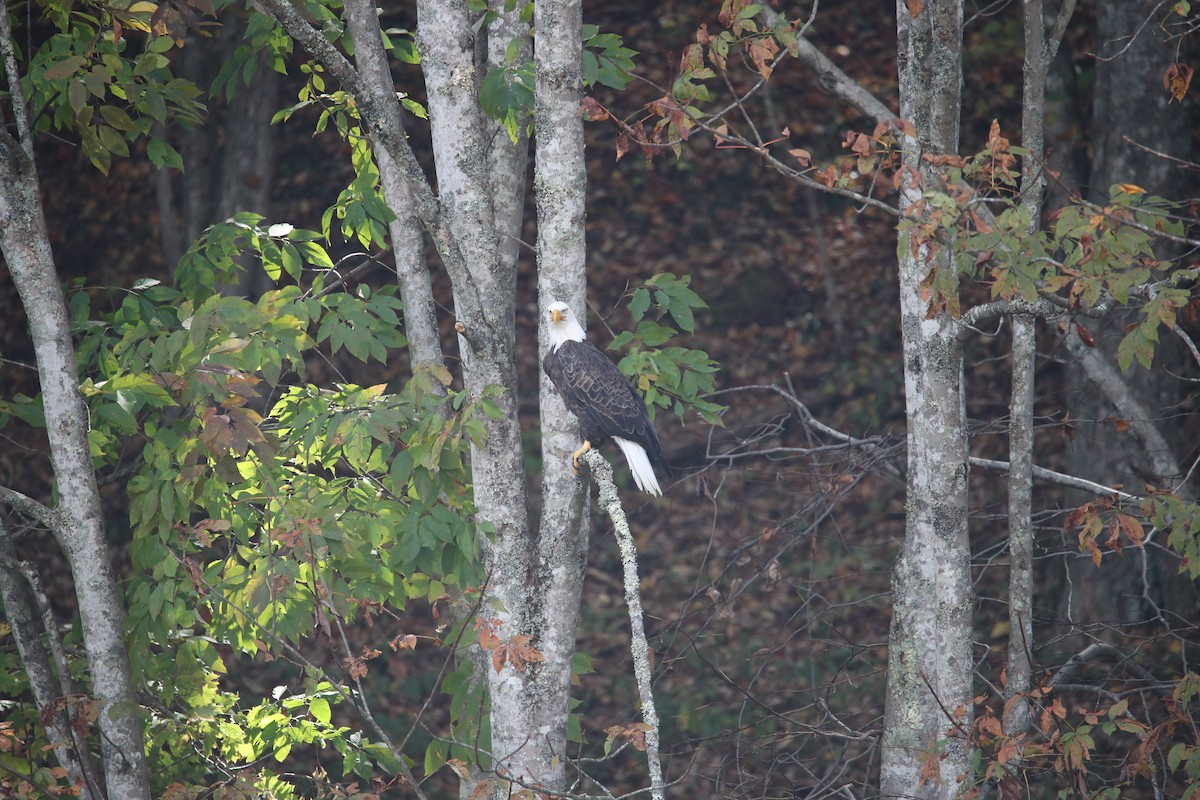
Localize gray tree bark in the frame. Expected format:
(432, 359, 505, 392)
(881, 2, 974, 798)
(252, 0, 595, 792)
(531, 0, 589, 788)
(342, 0, 444, 372)
(1002, 0, 1072, 756)
(0, 518, 101, 799)
(0, 8, 151, 793)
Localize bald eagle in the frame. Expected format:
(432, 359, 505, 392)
(543, 301, 670, 496)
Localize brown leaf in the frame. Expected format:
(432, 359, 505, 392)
(391, 633, 417, 651)
(905, 0, 924, 17)
(918, 746, 942, 787)
(924, 153, 966, 168)
(580, 96, 609, 122)
(1118, 512, 1146, 546)
(748, 35, 780, 79)
(1075, 322, 1096, 348)
(1164, 62, 1194, 102)
(616, 132, 631, 162)
(843, 130, 872, 158)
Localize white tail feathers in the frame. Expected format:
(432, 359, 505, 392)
(613, 437, 663, 496)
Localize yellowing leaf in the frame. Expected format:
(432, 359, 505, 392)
(128, 1, 158, 12)
(1164, 62, 1193, 103)
(1115, 183, 1145, 195)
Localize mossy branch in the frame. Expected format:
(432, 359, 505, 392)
(580, 448, 665, 800)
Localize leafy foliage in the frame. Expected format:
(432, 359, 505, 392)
(610, 274, 725, 425)
(23, 0, 210, 173)
(1, 211, 497, 794)
(475, 6, 636, 143)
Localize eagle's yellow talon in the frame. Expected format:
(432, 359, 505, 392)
(571, 440, 592, 474)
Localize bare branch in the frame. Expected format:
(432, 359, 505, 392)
(969, 456, 1136, 501)
(581, 448, 666, 800)
(1044, 0, 1079, 66)
(0, 485, 59, 529)
(0, 0, 33, 158)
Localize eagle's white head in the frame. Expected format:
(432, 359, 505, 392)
(546, 301, 586, 351)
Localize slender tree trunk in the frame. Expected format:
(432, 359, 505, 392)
(0, 520, 100, 800)
(0, 127, 152, 800)
(1002, 0, 1064, 759)
(881, 2, 974, 798)
(531, 0, 589, 787)
(342, 0, 444, 371)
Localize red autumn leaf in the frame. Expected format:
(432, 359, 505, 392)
(748, 35, 780, 79)
(1075, 322, 1096, 347)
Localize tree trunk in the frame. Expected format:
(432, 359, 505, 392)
(531, 0, 589, 788)
(0, 124, 152, 800)
(1003, 0, 1065, 759)
(161, 11, 277, 298)
(881, 2, 974, 798)
(0, 519, 101, 799)
(342, 0, 444, 372)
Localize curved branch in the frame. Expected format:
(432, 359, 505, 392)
(0, 521, 101, 799)
(580, 448, 665, 800)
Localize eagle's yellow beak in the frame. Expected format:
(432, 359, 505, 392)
(551, 309, 565, 323)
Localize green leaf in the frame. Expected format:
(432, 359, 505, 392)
(296, 240, 335, 269)
(630, 288, 651, 321)
(99, 104, 134, 131)
(146, 137, 183, 170)
(281, 242, 303, 281)
(44, 55, 87, 81)
(309, 696, 331, 724)
(634, 321, 677, 347)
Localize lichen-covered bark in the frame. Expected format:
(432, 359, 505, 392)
(0, 137, 151, 800)
(881, 2, 974, 798)
(1003, 0, 1063, 749)
(414, 1, 536, 791)
(342, 0, 444, 372)
(0, 520, 99, 799)
(530, 0, 589, 787)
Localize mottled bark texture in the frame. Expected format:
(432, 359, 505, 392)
(531, 0, 590, 789)
(256, 0, 593, 793)
(0, 89, 152, 800)
(342, 0, 444, 373)
(881, 2, 975, 798)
